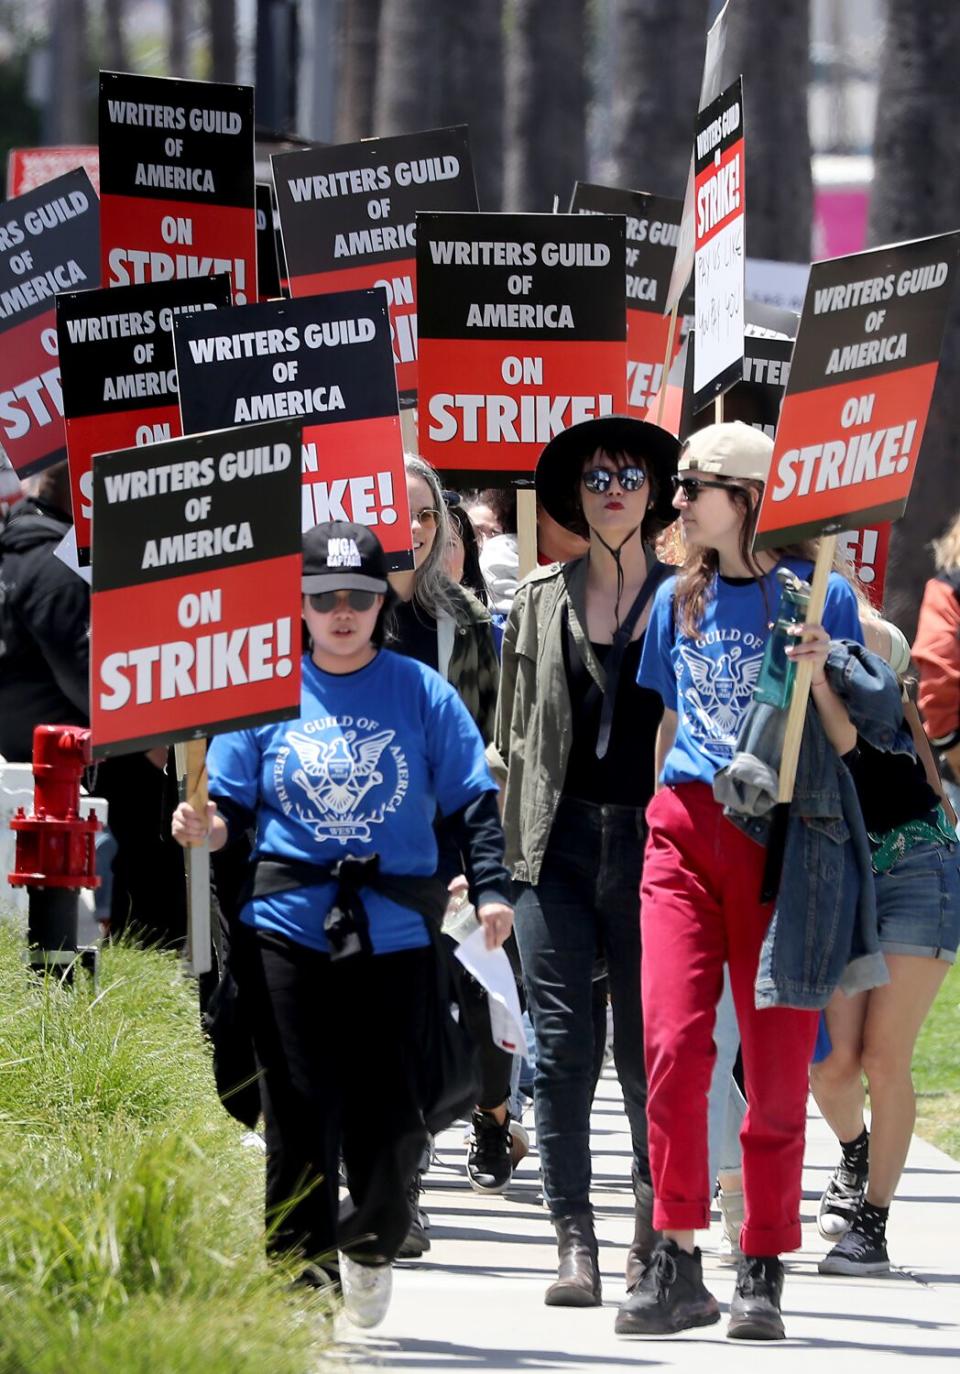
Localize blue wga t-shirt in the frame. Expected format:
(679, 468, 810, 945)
(207, 650, 497, 954)
(638, 557, 864, 787)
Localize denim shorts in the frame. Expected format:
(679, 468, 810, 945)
(875, 840, 960, 962)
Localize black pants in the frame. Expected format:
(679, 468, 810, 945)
(242, 929, 434, 1265)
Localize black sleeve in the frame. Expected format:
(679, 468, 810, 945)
(17, 550, 91, 714)
(444, 789, 513, 909)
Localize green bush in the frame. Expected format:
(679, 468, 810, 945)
(0, 924, 328, 1372)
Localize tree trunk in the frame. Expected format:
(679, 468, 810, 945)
(722, 0, 811, 262)
(103, 0, 129, 72)
(868, 1, 960, 639)
(436, 6, 504, 210)
(503, 0, 586, 212)
(373, 0, 441, 135)
(336, 0, 381, 140)
(609, 0, 710, 200)
(169, 0, 189, 78)
(51, 0, 89, 141)
(209, 0, 238, 84)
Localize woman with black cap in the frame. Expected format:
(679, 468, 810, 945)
(495, 415, 680, 1309)
(172, 521, 513, 1331)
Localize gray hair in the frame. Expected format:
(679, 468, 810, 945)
(404, 452, 460, 620)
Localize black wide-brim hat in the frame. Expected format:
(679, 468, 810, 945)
(535, 415, 681, 539)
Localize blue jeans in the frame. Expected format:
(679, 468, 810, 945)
(707, 970, 746, 1181)
(515, 797, 649, 1216)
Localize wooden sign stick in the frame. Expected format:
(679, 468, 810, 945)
(517, 486, 538, 579)
(399, 407, 418, 454)
(655, 302, 680, 427)
(174, 738, 212, 977)
(760, 533, 837, 900)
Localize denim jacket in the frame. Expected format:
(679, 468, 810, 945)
(713, 640, 910, 1009)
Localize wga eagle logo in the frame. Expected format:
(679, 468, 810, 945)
(282, 725, 401, 843)
(678, 643, 763, 755)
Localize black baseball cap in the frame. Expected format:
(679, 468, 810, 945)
(302, 521, 389, 595)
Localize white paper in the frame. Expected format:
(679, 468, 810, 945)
(454, 926, 527, 1060)
(53, 524, 91, 585)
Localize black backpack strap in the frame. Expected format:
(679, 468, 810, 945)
(595, 561, 672, 759)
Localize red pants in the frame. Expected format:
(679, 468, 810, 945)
(640, 783, 818, 1255)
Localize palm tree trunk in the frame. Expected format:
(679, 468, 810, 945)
(503, 0, 586, 212)
(868, 1, 960, 637)
(103, 0, 129, 72)
(336, 0, 381, 140)
(373, 0, 441, 134)
(51, 0, 89, 141)
(436, 6, 504, 210)
(209, 0, 237, 84)
(609, 0, 710, 199)
(169, 0, 189, 78)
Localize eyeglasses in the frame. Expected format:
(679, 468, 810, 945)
(308, 590, 378, 613)
(411, 506, 441, 527)
(581, 466, 646, 494)
(671, 474, 745, 502)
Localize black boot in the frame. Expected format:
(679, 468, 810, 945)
(625, 1174, 661, 1291)
(727, 1255, 785, 1341)
(545, 1211, 602, 1307)
(615, 1238, 719, 1335)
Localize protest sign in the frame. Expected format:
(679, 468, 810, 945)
(273, 127, 478, 405)
(174, 289, 413, 569)
(571, 182, 682, 415)
(417, 212, 626, 481)
(684, 330, 792, 440)
(754, 230, 960, 550)
(0, 168, 100, 476)
(57, 275, 231, 564)
(693, 76, 745, 409)
(256, 183, 283, 300)
(99, 71, 256, 306)
(90, 419, 302, 757)
(838, 523, 891, 607)
(7, 146, 100, 198)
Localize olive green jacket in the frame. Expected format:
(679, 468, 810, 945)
(493, 557, 606, 883)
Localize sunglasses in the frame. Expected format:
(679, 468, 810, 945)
(412, 506, 441, 527)
(581, 466, 646, 494)
(308, 590, 378, 613)
(671, 474, 745, 502)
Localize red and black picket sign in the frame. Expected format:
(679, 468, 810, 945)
(693, 75, 745, 410)
(683, 329, 793, 441)
(272, 126, 478, 406)
(255, 183, 283, 301)
(7, 146, 100, 198)
(99, 71, 256, 306)
(57, 275, 232, 565)
(0, 168, 100, 476)
(571, 182, 682, 417)
(754, 230, 960, 551)
(173, 289, 413, 570)
(417, 212, 627, 482)
(90, 419, 302, 757)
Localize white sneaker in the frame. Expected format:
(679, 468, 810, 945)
(339, 1254, 392, 1329)
(717, 1187, 744, 1260)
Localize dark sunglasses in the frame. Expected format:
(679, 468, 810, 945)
(671, 474, 745, 502)
(308, 590, 378, 613)
(581, 466, 646, 494)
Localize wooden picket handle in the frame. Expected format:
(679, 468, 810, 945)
(655, 302, 680, 426)
(517, 487, 538, 579)
(399, 407, 418, 454)
(776, 534, 837, 803)
(184, 737, 209, 841)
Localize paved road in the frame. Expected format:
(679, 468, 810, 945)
(336, 1069, 960, 1371)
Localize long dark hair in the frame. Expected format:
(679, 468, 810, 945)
(674, 478, 819, 638)
(447, 503, 488, 605)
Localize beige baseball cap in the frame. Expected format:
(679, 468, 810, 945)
(679, 421, 774, 482)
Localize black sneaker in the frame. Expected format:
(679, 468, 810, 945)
(615, 1238, 720, 1335)
(396, 1172, 431, 1258)
(817, 1163, 867, 1239)
(466, 1109, 513, 1194)
(727, 1255, 785, 1341)
(819, 1225, 890, 1276)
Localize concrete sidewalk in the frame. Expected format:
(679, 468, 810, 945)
(336, 1068, 960, 1372)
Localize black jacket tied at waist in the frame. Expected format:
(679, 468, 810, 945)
(246, 853, 449, 960)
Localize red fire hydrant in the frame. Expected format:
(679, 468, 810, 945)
(8, 725, 101, 979)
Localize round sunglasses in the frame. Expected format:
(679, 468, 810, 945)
(671, 474, 746, 502)
(581, 466, 646, 494)
(411, 506, 442, 527)
(308, 590, 378, 613)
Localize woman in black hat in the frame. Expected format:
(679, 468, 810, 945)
(172, 521, 513, 1330)
(495, 416, 680, 1309)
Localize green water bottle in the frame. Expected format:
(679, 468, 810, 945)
(754, 569, 812, 709)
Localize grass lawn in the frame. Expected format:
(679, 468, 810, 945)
(913, 958, 960, 1160)
(0, 922, 329, 1374)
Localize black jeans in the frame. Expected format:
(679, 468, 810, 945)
(242, 929, 433, 1265)
(514, 797, 649, 1217)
